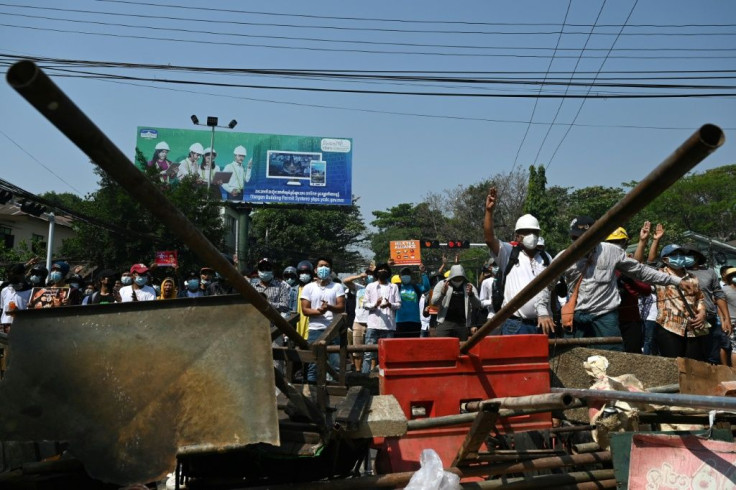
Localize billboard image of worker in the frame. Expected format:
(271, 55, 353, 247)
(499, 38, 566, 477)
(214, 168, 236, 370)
(135, 127, 353, 205)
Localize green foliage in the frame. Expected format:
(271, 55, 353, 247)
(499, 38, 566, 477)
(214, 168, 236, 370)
(248, 202, 367, 273)
(57, 166, 224, 276)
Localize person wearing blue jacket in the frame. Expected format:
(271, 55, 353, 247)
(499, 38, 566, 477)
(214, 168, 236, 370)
(395, 264, 431, 338)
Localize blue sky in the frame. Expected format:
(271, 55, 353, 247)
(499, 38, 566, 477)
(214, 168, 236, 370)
(1, 0, 735, 229)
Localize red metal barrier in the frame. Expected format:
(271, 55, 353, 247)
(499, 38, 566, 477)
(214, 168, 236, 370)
(376, 335, 551, 472)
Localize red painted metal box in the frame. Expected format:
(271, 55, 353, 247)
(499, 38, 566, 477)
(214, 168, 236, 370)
(377, 335, 551, 472)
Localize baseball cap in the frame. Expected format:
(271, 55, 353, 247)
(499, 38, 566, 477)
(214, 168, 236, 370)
(724, 267, 736, 280)
(130, 263, 148, 274)
(569, 216, 595, 238)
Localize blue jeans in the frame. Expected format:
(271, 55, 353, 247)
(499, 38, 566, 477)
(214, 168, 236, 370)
(502, 318, 539, 335)
(363, 328, 394, 374)
(307, 329, 340, 383)
(565, 310, 623, 352)
(642, 320, 659, 355)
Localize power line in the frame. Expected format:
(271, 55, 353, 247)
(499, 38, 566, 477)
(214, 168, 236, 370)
(25, 67, 736, 98)
(0, 128, 83, 195)
(2, 5, 735, 39)
(533, 0, 610, 167)
(511, 0, 572, 174)
(2, 22, 736, 60)
(95, 77, 736, 131)
(93, 0, 736, 31)
(547, 0, 641, 169)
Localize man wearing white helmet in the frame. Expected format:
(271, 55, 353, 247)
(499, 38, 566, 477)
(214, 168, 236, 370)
(484, 187, 556, 335)
(222, 145, 252, 200)
(177, 142, 204, 180)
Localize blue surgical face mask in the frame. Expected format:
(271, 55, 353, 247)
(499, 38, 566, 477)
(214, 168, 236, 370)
(286, 278, 297, 287)
(187, 279, 200, 291)
(121, 276, 133, 286)
(30, 275, 42, 285)
(683, 256, 696, 268)
(134, 276, 148, 286)
(666, 255, 688, 270)
(366, 276, 375, 284)
(299, 273, 312, 284)
(400, 275, 412, 285)
(258, 271, 274, 282)
(317, 266, 331, 280)
(84, 288, 94, 296)
(491, 267, 499, 275)
(731, 277, 736, 285)
(70, 282, 80, 290)
(49, 271, 63, 283)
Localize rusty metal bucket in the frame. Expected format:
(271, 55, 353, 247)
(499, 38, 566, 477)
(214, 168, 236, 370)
(0, 295, 279, 485)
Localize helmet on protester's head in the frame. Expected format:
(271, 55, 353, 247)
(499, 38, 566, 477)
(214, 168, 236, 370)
(605, 227, 629, 242)
(514, 214, 540, 232)
(297, 260, 313, 273)
(234, 145, 247, 156)
(283, 266, 297, 277)
(203, 147, 217, 156)
(189, 143, 204, 154)
(155, 141, 170, 151)
(660, 244, 685, 258)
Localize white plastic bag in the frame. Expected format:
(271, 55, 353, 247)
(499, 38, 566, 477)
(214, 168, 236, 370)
(404, 449, 461, 490)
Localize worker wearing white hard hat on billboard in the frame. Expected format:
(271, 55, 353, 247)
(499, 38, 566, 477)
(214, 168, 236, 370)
(147, 141, 174, 182)
(222, 145, 252, 200)
(177, 142, 204, 180)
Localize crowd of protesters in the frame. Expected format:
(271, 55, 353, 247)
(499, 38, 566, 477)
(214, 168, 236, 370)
(1, 185, 735, 376)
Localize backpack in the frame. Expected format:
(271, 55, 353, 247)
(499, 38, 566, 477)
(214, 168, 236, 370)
(491, 245, 551, 312)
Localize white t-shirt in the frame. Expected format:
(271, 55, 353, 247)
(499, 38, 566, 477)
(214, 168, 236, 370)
(494, 242, 550, 319)
(1, 286, 31, 324)
(300, 280, 345, 330)
(479, 276, 495, 319)
(353, 283, 369, 323)
(119, 285, 157, 302)
(222, 162, 247, 193)
(419, 293, 430, 331)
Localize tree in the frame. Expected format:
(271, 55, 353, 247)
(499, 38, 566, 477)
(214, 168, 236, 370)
(58, 165, 224, 276)
(523, 165, 556, 237)
(248, 202, 367, 273)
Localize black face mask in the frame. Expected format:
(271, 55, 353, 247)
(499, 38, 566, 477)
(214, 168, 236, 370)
(376, 271, 390, 281)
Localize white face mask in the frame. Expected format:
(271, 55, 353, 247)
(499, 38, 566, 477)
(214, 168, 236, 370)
(521, 233, 539, 250)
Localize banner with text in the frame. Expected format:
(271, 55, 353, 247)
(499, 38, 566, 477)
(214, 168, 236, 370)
(390, 240, 421, 266)
(136, 126, 352, 205)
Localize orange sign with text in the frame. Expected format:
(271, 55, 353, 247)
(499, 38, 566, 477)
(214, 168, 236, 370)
(390, 240, 421, 266)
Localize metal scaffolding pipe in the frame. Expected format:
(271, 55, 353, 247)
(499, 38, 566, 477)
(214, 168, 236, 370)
(407, 398, 585, 431)
(462, 393, 575, 413)
(6, 60, 309, 350)
(461, 123, 724, 354)
(324, 336, 624, 353)
(552, 387, 736, 412)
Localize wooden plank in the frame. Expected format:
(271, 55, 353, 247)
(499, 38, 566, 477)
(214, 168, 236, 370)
(334, 386, 371, 431)
(452, 402, 499, 467)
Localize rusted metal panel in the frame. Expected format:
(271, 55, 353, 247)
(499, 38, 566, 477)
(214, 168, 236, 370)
(0, 296, 279, 486)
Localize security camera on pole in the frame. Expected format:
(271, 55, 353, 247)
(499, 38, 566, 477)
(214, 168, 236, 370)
(190, 115, 238, 198)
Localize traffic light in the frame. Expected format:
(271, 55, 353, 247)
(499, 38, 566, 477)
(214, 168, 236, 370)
(447, 240, 470, 249)
(420, 238, 440, 249)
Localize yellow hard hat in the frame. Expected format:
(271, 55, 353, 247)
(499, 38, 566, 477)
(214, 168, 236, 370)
(605, 227, 629, 241)
(444, 270, 451, 278)
(391, 274, 401, 284)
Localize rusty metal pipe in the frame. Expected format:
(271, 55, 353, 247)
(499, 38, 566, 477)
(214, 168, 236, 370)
(552, 387, 736, 411)
(245, 452, 611, 489)
(462, 392, 575, 413)
(407, 398, 585, 431)
(324, 336, 623, 353)
(461, 123, 724, 354)
(6, 60, 309, 350)
(460, 469, 615, 489)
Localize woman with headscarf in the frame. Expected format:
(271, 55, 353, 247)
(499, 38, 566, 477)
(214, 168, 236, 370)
(158, 277, 178, 300)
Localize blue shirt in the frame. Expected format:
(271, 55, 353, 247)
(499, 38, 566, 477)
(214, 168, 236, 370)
(395, 274, 430, 324)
